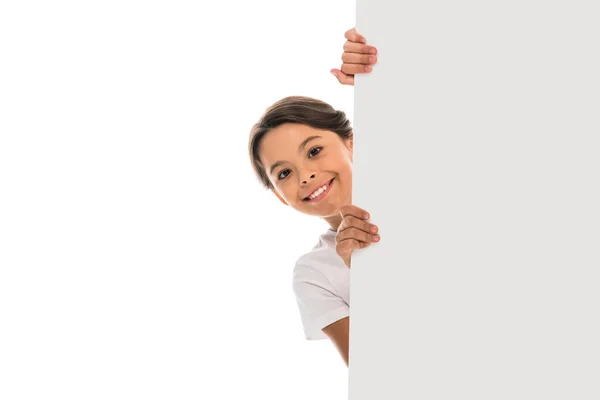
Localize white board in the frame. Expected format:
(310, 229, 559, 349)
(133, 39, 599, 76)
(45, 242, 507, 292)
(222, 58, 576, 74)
(349, 2, 600, 398)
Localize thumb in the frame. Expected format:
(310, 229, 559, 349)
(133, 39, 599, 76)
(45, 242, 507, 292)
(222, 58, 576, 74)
(331, 69, 354, 86)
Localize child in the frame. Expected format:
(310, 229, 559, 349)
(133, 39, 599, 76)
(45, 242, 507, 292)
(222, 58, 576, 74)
(248, 28, 378, 367)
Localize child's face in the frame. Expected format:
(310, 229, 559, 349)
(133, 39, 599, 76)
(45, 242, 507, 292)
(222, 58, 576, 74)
(259, 123, 353, 218)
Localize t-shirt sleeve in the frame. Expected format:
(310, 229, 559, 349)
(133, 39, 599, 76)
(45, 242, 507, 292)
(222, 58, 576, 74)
(292, 265, 349, 340)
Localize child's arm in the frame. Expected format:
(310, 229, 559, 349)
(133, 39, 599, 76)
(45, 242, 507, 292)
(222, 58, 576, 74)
(322, 205, 379, 366)
(331, 27, 378, 86)
(322, 317, 350, 366)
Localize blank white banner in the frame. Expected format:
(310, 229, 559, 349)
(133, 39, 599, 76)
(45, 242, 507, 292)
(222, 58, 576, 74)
(349, 2, 600, 399)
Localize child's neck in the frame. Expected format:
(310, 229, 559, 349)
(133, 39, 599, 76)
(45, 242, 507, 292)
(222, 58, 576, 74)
(323, 213, 343, 232)
(323, 197, 352, 232)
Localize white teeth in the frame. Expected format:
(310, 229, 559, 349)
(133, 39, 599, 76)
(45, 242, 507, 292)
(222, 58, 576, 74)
(308, 184, 329, 199)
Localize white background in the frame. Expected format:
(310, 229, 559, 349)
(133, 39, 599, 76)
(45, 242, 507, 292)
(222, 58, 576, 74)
(0, 1, 356, 399)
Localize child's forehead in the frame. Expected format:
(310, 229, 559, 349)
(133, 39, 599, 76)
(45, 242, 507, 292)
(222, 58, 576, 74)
(263, 125, 311, 147)
(260, 124, 332, 161)
(269, 123, 322, 139)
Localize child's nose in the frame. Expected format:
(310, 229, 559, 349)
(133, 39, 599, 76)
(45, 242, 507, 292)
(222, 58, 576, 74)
(301, 173, 316, 185)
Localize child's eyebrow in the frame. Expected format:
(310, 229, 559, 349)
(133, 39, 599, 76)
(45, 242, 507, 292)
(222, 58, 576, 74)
(269, 135, 323, 175)
(269, 161, 285, 175)
(298, 135, 322, 153)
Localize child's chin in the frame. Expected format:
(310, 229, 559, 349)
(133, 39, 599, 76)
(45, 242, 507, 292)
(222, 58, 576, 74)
(308, 204, 343, 218)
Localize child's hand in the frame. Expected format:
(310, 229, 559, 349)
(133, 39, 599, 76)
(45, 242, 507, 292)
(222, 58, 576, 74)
(331, 28, 378, 86)
(335, 204, 380, 268)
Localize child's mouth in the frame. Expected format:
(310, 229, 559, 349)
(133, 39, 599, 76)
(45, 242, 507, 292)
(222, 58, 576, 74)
(304, 178, 334, 203)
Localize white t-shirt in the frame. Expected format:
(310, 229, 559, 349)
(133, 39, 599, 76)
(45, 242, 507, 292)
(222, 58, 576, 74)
(292, 228, 350, 340)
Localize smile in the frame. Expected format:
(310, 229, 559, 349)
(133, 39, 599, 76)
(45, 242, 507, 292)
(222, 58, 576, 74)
(304, 178, 334, 203)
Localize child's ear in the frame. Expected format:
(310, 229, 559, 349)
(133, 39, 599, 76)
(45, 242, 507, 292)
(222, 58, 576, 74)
(273, 189, 288, 206)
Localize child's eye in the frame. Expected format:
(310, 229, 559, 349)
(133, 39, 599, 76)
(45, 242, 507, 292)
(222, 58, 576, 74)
(278, 169, 291, 180)
(308, 146, 322, 158)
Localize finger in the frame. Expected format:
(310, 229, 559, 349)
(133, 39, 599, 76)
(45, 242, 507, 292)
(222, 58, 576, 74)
(338, 215, 375, 235)
(343, 41, 377, 55)
(341, 63, 372, 75)
(344, 27, 367, 44)
(339, 204, 371, 220)
(358, 240, 373, 249)
(337, 227, 372, 243)
(336, 238, 362, 257)
(331, 69, 354, 86)
(337, 227, 378, 245)
(342, 52, 377, 65)
(339, 215, 378, 235)
(337, 238, 372, 260)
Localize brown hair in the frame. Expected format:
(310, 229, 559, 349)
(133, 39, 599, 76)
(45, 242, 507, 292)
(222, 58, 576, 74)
(248, 96, 353, 190)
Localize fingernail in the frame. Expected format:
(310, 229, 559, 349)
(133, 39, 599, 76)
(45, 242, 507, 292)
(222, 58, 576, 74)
(370, 48, 377, 55)
(365, 65, 372, 72)
(373, 235, 380, 242)
(331, 71, 337, 76)
(364, 213, 370, 219)
(369, 56, 376, 63)
(371, 226, 378, 233)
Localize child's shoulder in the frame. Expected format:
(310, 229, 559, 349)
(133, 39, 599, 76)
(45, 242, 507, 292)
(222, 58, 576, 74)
(293, 229, 342, 280)
(295, 228, 336, 264)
